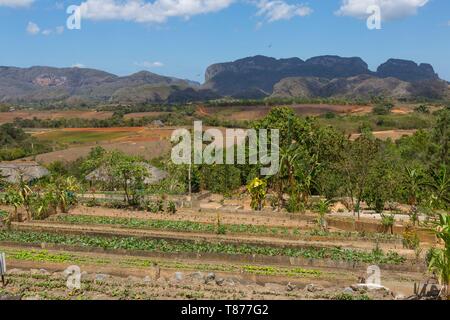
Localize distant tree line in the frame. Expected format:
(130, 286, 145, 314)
(0, 124, 52, 161)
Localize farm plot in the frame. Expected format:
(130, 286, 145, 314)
(26, 127, 174, 163)
(0, 202, 427, 300)
(2, 244, 416, 300)
(200, 104, 373, 121)
(0, 110, 113, 125)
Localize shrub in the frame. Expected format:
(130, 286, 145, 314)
(414, 105, 430, 114)
(380, 213, 395, 234)
(402, 228, 420, 250)
(247, 178, 267, 211)
(167, 201, 177, 214)
(373, 103, 394, 115)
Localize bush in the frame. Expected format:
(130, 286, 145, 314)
(286, 197, 304, 213)
(380, 213, 395, 234)
(402, 228, 420, 250)
(414, 105, 430, 114)
(373, 103, 394, 115)
(167, 201, 177, 214)
(144, 201, 160, 213)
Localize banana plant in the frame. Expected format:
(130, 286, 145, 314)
(428, 213, 450, 299)
(247, 177, 267, 211)
(315, 199, 331, 232)
(1, 186, 24, 226)
(402, 166, 426, 206)
(49, 176, 81, 213)
(17, 176, 33, 221)
(425, 166, 450, 210)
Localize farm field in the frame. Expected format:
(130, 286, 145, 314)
(0, 202, 428, 300)
(23, 127, 176, 163)
(33, 127, 175, 145)
(24, 140, 172, 164)
(197, 104, 424, 121)
(0, 110, 113, 124)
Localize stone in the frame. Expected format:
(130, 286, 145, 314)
(94, 274, 109, 283)
(205, 273, 216, 283)
(305, 284, 324, 293)
(224, 278, 236, 286)
(174, 272, 184, 282)
(343, 287, 354, 294)
(286, 282, 297, 292)
(190, 271, 205, 283)
(39, 268, 50, 275)
(215, 278, 225, 286)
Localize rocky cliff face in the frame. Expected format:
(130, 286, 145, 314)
(203, 55, 373, 97)
(203, 55, 444, 99)
(377, 59, 439, 82)
(272, 75, 412, 99)
(0, 55, 446, 105)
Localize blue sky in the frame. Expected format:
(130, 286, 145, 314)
(0, 0, 449, 82)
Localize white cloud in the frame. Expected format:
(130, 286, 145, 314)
(135, 61, 165, 68)
(28, 24, 65, 36)
(79, 0, 235, 23)
(336, 0, 429, 21)
(26, 21, 40, 35)
(256, 0, 313, 22)
(0, 0, 34, 7)
(55, 26, 65, 34)
(72, 63, 86, 68)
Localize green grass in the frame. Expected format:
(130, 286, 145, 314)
(0, 230, 406, 265)
(36, 130, 133, 145)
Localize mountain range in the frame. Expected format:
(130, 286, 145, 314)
(0, 55, 448, 105)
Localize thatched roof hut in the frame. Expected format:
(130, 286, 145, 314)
(0, 161, 50, 184)
(86, 162, 168, 185)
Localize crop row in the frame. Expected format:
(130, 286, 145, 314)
(0, 230, 406, 264)
(2, 248, 327, 278)
(50, 214, 400, 241)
